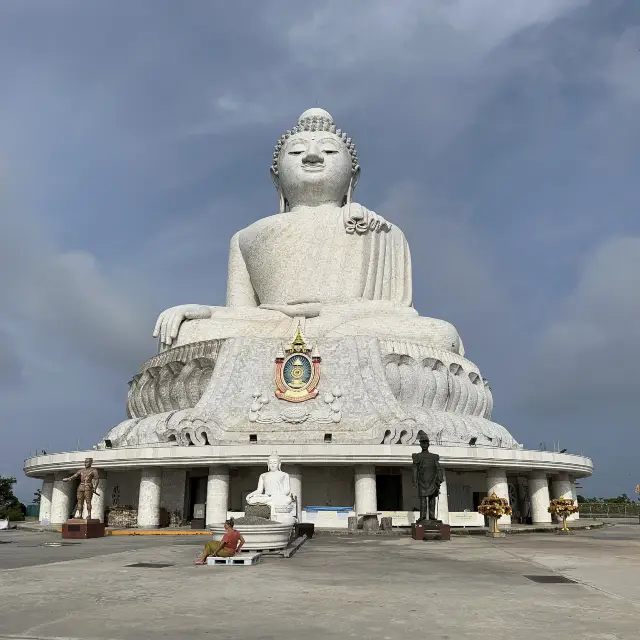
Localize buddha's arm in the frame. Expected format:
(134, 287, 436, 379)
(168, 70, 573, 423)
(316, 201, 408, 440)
(226, 232, 259, 308)
(283, 474, 292, 496)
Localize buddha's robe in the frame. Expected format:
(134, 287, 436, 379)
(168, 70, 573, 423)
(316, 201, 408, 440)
(228, 204, 412, 309)
(172, 203, 462, 354)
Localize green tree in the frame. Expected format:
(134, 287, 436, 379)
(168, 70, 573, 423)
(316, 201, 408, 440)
(33, 489, 41, 505)
(0, 476, 24, 520)
(603, 494, 633, 504)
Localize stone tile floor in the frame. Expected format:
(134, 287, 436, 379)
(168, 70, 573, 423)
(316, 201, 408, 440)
(1, 524, 639, 640)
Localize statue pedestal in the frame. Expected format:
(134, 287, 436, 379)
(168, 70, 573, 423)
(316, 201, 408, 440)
(411, 521, 450, 542)
(62, 518, 105, 539)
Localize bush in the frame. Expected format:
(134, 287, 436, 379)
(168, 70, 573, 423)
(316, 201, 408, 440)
(0, 506, 25, 522)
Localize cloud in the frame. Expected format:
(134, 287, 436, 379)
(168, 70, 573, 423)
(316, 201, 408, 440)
(0, 182, 152, 373)
(0, 0, 638, 502)
(524, 236, 640, 415)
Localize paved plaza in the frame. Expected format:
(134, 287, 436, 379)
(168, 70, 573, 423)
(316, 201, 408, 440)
(1, 525, 639, 640)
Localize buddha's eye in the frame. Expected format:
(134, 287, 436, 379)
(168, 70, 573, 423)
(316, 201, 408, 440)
(323, 149, 338, 155)
(288, 150, 304, 155)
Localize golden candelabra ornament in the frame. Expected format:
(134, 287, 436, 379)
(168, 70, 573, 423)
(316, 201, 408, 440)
(478, 493, 513, 536)
(548, 498, 579, 532)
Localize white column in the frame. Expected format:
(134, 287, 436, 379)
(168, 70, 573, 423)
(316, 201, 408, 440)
(569, 477, 579, 521)
(354, 466, 377, 515)
(437, 470, 450, 524)
(287, 465, 303, 519)
(50, 472, 75, 525)
(92, 473, 107, 522)
(550, 473, 572, 524)
(486, 468, 511, 525)
(205, 466, 229, 527)
(529, 471, 552, 524)
(137, 468, 162, 528)
(39, 476, 54, 525)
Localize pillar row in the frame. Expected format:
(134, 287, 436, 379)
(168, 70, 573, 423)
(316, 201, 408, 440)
(137, 468, 162, 528)
(354, 466, 377, 515)
(437, 470, 450, 525)
(205, 466, 229, 527)
(50, 472, 74, 525)
(529, 471, 552, 524)
(550, 472, 570, 523)
(569, 477, 579, 521)
(39, 476, 54, 525)
(287, 465, 303, 520)
(91, 474, 107, 522)
(486, 468, 511, 525)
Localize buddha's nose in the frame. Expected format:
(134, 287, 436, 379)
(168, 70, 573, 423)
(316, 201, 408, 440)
(302, 146, 323, 165)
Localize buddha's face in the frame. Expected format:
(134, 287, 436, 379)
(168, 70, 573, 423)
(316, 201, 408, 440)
(277, 132, 355, 208)
(267, 457, 279, 472)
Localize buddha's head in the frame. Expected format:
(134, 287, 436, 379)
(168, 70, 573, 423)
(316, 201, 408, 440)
(271, 108, 360, 212)
(267, 453, 281, 472)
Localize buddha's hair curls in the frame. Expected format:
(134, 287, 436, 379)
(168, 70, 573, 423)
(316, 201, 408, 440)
(270, 113, 359, 177)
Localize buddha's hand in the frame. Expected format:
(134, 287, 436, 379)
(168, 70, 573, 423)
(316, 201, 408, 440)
(153, 304, 212, 348)
(259, 302, 322, 318)
(343, 204, 392, 235)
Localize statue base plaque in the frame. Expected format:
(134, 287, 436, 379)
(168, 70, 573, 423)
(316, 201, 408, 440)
(62, 518, 105, 539)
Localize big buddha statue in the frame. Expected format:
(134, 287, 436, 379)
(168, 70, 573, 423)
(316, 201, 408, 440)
(101, 109, 518, 451)
(153, 108, 463, 355)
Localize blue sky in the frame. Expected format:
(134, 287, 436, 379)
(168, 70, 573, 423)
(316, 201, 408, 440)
(1, 1, 638, 501)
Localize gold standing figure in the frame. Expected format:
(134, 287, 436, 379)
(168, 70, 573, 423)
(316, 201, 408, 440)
(63, 458, 100, 520)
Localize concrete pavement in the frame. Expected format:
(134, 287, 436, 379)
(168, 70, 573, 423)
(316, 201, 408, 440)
(1, 525, 638, 640)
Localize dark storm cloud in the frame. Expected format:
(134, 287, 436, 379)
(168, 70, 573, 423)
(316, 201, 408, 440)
(0, 0, 638, 499)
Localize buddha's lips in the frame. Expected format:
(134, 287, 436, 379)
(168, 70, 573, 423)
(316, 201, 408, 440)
(301, 165, 325, 172)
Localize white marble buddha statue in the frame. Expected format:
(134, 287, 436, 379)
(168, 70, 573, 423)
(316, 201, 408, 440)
(153, 108, 464, 356)
(245, 454, 296, 524)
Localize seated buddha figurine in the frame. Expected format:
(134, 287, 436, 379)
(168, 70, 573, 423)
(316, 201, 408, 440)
(245, 454, 296, 524)
(153, 108, 464, 356)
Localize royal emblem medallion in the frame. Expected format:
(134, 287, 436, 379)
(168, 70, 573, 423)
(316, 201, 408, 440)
(275, 325, 321, 402)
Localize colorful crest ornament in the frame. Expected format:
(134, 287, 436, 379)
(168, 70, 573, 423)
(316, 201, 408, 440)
(275, 325, 321, 402)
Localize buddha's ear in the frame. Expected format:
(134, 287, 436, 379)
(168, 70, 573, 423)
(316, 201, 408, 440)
(270, 167, 287, 213)
(351, 165, 361, 191)
(345, 166, 360, 206)
(270, 166, 280, 189)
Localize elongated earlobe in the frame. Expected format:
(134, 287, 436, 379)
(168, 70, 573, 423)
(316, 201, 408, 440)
(346, 178, 354, 206)
(271, 166, 287, 213)
(346, 166, 360, 206)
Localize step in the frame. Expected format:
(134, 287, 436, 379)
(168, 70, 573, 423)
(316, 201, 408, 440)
(206, 552, 262, 566)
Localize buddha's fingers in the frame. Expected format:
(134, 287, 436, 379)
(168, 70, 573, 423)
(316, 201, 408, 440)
(162, 314, 173, 347)
(152, 313, 163, 339)
(168, 312, 183, 344)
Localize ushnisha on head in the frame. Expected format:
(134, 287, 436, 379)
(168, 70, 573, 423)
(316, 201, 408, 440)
(267, 453, 281, 472)
(270, 108, 361, 212)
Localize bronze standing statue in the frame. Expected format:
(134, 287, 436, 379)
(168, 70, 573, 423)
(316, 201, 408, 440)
(63, 458, 100, 520)
(412, 432, 444, 522)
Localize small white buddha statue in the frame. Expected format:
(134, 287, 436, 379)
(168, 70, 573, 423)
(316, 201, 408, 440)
(245, 454, 296, 524)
